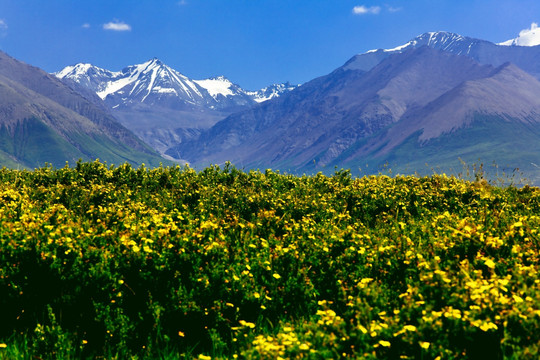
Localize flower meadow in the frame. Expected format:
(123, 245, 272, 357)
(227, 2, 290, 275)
(0, 161, 540, 359)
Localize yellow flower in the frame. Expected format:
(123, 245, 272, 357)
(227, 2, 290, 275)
(403, 325, 417, 332)
(299, 343, 310, 350)
(420, 341, 430, 350)
(484, 258, 496, 269)
(273, 273, 281, 279)
(0, 343, 7, 348)
(198, 355, 212, 360)
(239, 320, 256, 328)
(358, 325, 368, 334)
(379, 340, 391, 347)
(178, 331, 185, 337)
(479, 322, 498, 332)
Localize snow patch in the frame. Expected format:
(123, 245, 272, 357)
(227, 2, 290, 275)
(97, 76, 134, 100)
(194, 77, 234, 98)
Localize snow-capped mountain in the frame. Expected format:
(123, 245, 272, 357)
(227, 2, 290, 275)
(344, 31, 488, 72)
(56, 58, 242, 111)
(367, 31, 476, 55)
(169, 41, 540, 183)
(499, 23, 540, 46)
(247, 82, 299, 103)
(55, 58, 297, 155)
(55, 63, 118, 93)
(344, 30, 540, 80)
(55, 59, 296, 111)
(0, 50, 164, 168)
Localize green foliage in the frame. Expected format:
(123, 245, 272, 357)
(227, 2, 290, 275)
(0, 161, 540, 359)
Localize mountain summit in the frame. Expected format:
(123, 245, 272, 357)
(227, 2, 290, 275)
(168, 37, 540, 182)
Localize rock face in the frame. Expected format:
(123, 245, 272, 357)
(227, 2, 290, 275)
(55, 60, 297, 154)
(0, 51, 165, 168)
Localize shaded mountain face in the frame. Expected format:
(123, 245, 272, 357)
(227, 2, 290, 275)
(56, 59, 297, 154)
(170, 47, 495, 168)
(0, 51, 165, 168)
(345, 31, 540, 80)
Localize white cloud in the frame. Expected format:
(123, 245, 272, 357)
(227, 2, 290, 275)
(0, 19, 7, 37)
(387, 6, 402, 13)
(82, 23, 91, 29)
(352, 5, 381, 15)
(103, 20, 132, 32)
(519, 22, 539, 36)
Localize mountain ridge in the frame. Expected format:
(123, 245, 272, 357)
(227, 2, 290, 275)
(169, 47, 495, 167)
(55, 59, 298, 110)
(345, 31, 540, 80)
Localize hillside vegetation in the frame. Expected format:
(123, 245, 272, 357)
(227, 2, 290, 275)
(0, 162, 539, 359)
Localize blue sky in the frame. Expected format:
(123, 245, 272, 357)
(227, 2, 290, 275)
(0, 0, 539, 89)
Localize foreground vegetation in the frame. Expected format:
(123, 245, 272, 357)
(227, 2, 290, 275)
(0, 161, 539, 359)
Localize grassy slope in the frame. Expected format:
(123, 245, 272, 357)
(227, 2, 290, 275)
(0, 117, 170, 169)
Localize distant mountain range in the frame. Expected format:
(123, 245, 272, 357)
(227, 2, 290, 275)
(3, 28, 540, 181)
(167, 31, 540, 182)
(0, 51, 165, 168)
(55, 60, 297, 154)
